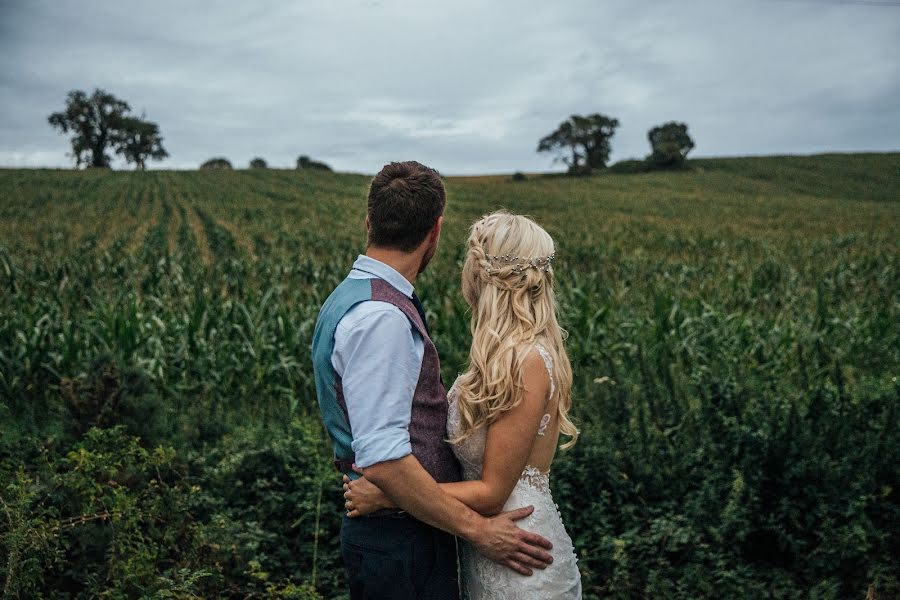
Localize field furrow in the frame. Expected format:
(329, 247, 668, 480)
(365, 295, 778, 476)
(180, 200, 213, 266)
(125, 185, 162, 256)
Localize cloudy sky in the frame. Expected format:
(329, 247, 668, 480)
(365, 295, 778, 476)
(1, 0, 898, 174)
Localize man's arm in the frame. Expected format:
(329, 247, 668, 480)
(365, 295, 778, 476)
(363, 455, 554, 575)
(336, 305, 553, 575)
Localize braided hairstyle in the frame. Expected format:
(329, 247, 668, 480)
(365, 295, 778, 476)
(453, 210, 579, 450)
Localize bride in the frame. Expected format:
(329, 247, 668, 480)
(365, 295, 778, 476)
(345, 210, 582, 599)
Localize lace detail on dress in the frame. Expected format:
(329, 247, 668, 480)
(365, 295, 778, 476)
(534, 343, 554, 436)
(519, 464, 551, 494)
(534, 343, 556, 399)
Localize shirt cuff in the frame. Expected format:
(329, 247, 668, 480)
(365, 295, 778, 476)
(351, 428, 412, 468)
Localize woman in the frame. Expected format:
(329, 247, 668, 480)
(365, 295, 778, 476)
(344, 210, 582, 599)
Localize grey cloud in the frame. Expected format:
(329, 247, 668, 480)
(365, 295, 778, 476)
(1, 0, 898, 173)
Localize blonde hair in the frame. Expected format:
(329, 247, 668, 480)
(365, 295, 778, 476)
(452, 210, 579, 450)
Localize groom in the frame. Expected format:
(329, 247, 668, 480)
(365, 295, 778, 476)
(311, 161, 554, 599)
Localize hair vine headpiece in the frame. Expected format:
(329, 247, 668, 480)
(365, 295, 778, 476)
(484, 252, 555, 274)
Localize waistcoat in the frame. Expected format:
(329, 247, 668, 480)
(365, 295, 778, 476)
(311, 276, 461, 483)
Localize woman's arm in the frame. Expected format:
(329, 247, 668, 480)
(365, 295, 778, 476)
(443, 348, 551, 514)
(345, 347, 550, 517)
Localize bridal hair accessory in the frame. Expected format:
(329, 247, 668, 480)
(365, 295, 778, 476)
(485, 252, 555, 274)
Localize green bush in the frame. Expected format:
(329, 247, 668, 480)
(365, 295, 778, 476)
(0, 426, 209, 598)
(185, 418, 343, 599)
(609, 159, 652, 174)
(200, 157, 233, 170)
(0, 420, 340, 599)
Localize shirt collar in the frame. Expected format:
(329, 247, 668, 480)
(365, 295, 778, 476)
(351, 255, 415, 298)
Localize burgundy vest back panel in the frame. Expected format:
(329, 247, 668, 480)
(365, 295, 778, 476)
(337, 279, 461, 483)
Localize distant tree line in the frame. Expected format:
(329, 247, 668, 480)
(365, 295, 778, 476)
(199, 155, 333, 171)
(48, 88, 335, 173)
(537, 114, 695, 175)
(49, 88, 696, 176)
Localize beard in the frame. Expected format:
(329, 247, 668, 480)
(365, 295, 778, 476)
(418, 239, 438, 274)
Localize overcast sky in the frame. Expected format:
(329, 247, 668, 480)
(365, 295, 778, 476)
(1, 0, 898, 174)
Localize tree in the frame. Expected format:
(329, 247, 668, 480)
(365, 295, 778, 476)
(647, 121, 694, 168)
(296, 155, 332, 171)
(249, 157, 268, 169)
(115, 116, 168, 170)
(537, 113, 620, 173)
(48, 89, 131, 168)
(200, 158, 233, 170)
(48, 89, 168, 170)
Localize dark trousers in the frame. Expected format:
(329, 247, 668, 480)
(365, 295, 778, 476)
(341, 512, 459, 600)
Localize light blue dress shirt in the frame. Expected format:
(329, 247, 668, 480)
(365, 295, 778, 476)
(332, 255, 425, 468)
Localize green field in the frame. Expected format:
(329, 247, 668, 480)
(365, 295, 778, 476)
(1, 154, 898, 598)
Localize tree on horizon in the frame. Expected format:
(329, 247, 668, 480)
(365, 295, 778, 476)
(647, 121, 695, 168)
(116, 115, 168, 170)
(537, 113, 620, 174)
(48, 88, 167, 170)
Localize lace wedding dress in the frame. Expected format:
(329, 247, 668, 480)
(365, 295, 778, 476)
(447, 344, 582, 599)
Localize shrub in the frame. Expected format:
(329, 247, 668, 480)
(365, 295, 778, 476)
(59, 352, 168, 447)
(249, 157, 268, 169)
(610, 158, 653, 174)
(200, 157, 233, 170)
(511, 171, 527, 181)
(0, 426, 209, 598)
(296, 155, 332, 171)
(185, 418, 344, 598)
(566, 164, 594, 176)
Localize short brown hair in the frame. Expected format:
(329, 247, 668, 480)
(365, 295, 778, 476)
(367, 161, 446, 252)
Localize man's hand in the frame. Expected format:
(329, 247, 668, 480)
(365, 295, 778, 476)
(469, 506, 554, 576)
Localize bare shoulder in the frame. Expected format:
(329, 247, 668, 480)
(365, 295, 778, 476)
(518, 345, 551, 400)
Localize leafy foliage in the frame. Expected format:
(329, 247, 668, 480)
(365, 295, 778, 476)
(296, 156, 332, 171)
(250, 157, 269, 169)
(116, 115, 168, 170)
(47, 89, 167, 170)
(647, 121, 695, 169)
(537, 113, 620, 173)
(200, 157, 233, 170)
(609, 159, 653, 174)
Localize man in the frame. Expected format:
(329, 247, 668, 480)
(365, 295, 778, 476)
(311, 161, 554, 599)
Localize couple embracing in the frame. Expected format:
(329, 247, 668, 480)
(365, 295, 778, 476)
(312, 161, 582, 599)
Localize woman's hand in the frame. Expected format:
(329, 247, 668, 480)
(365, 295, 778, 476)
(342, 467, 396, 517)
